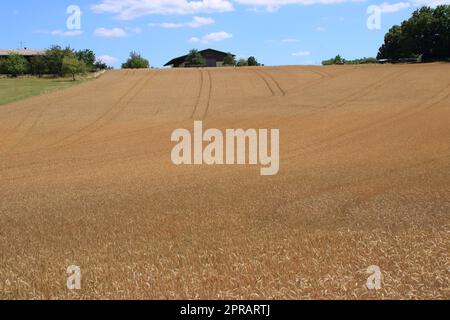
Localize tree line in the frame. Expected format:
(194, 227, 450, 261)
(322, 55, 378, 65)
(0, 47, 262, 76)
(0, 46, 110, 79)
(119, 50, 262, 68)
(377, 5, 449, 61)
(323, 5, 449, 65)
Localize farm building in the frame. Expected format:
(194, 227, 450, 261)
(164, 49, 234, 68)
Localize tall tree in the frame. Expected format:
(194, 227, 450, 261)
(62, 55, 86, 81)
(247, 56, 260, 66)
(29, 56, 48, 77)
(185, 49, 206, 67)
(122, 52, 150, 69)
(223, 53, 236, 66)
(377, 5, 450, 61)
(236, 58, 248, 67)
(377, 25, 405, 60)
(4, 52, 29, 76)
(76, 49, 96, 71)
(46, 45, 75, 76)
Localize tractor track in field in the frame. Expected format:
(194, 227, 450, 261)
(286, 66, 361, 97)
(190, 68, 213, 120)
(0, 108, 44, 155)
(254, 70, 275, 96)
(50, 71, 157, 150)
(202, 69, 213, 120)
(283, 83, 450, 161)
(259, 69, 286, 96)
(258, 69, 410, 129)
(1, 64, 450, 300)
(190, 68, 204, 119)
(62, 71, 158, 148)
(286, 69, 410, 119)
(276, 69, 413, 158)
(45, 71, 146, 148)
(320, 69, 409, 111)
(7, 109, 45, 152)
(0, 70, 125, 154)
(253, 69, 286, 97)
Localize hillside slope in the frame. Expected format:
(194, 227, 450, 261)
(0, 64, 449, 299)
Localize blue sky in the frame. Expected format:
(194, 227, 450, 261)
(0, 0, 446, 67)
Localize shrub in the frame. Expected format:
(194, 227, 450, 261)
(223, 53, 236, 66)
(46, 45, 75, 76)
(4, 53, 29, 76)
(29, 56, 48, 77)
(62, 55, 86, 81)
(122, 52, 150, 69)
(185, 49, 206, 67)
(247, 56, 260, 66)
(76, 49, 96, 71)
(236, 59, 248, 67)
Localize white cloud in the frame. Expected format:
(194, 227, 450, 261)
(150, 16, 215, 29)
(235, 0, 364, 12)
(316, 26, 326, 31)
(151, 22, 184, 28)
(98, 55, 118, 64)
(379, 2, 410, 13)
(92, 0, 234, 20)
(189, 31, 233, 43)
(292, 51, 310, 56)
(47, 30, 83, 37)
(125, 27, 142, 33)
(376, 0, 449, 13)
(90, 0, 449, 20)
(282, 38, 299, 42)
(410, 0, 450, 6)
(94, 27, 127, 37)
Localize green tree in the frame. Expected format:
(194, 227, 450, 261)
(62, 55, 86, 81)
(94, 60, 109, 70)
(0, 59, 7, 74)
(432, 5, 450, 59)
(377, 25, 405, 60)
(4, 52, 29, 76)
(46, 45, 75, 76)
(122, 52, 150, 69)
(29, 56, 48, 77)
(185, 49, 206, 67)
(334, 54, 344, 64)
(223, 53, 236, 66)
(236, 58, 248, 67)
(322, 54, 345, 65)
(247, 56, 259, 66)
(377, 5, 450, 61)
(345, 57, 378, 64)
(76, 49, 96, 71)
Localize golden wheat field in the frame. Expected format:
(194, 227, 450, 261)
(0, 63, 449, 299)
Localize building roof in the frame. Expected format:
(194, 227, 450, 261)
(164, 48, 234, 67)
(0, 49, 46, 56)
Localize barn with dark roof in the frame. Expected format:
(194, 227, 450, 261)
(164, 49, 234, 68)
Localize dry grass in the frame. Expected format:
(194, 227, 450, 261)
(0, 64, 449, 299)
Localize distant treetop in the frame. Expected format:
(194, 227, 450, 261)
(122, 52, 150, 69)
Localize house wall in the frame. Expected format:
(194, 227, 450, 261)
(172, 59, 227, 68)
